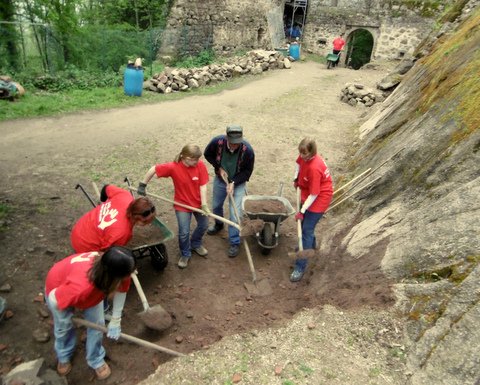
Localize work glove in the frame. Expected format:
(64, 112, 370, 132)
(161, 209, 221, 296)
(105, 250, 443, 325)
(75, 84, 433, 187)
(295, 212, 304, 221)
(137, 182, 147, 196)
(201, 204, 211, 216)
(293, 178, 298, 189)
(107, 317, 121, 340)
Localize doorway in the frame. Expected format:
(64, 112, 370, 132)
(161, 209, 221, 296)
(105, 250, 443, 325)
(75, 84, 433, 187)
(283, 1, 308, 41)
(345, 29, 374, 69)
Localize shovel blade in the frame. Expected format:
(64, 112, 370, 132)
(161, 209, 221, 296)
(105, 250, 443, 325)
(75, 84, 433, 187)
(138, 305, 173, 331)
(244, 278, 273, 297)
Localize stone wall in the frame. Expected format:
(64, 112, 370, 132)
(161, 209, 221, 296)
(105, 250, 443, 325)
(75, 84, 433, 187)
(161, 0, 449, 62)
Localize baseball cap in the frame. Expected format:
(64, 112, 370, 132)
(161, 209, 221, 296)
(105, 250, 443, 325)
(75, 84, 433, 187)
(226, 125, 243, 144)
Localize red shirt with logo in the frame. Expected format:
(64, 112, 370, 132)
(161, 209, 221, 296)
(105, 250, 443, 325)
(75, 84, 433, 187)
(71, 185, 134, 252)
(296, 155, 334, 213)
(333, 37, 346, 51)
(155, 160, 209, 212)
(45, 252, 130, 310)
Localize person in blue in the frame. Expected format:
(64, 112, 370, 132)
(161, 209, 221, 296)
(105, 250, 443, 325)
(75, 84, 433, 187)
(290, 23, 302, 40)
(204, 125, 255, 257)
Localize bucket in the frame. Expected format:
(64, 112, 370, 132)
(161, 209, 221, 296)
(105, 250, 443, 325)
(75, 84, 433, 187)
(124, 67, 144, 96)
(289, 43, 301, 60)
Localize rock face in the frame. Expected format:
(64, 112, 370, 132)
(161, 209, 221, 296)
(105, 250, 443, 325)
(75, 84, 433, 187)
(321, 6, 480, 385)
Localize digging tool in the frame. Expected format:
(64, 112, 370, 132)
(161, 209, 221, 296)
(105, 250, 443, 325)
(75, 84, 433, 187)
(326, 175, 382, 213)
(124, 176, 135, 198)
(333, 168, 372, 196)
(130, 270, 173, 331)
(133, 187, 242, 230)
(75, 184, 96, 208)
(287, 187, 316, 261)
(222, 177, 272, 295)
(332, 147, 405, 204)
(229, 190, 257, 283)
(87, 182, 172, 331)
(72, 317, 184, 357)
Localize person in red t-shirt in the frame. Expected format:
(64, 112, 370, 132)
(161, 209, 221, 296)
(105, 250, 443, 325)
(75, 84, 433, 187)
(45, 246, 135, 380)
(332, 33, 346, 67)
(70, 185, 156, 253)
(138, 144, 210, 269)
(291, 138, 334, 282)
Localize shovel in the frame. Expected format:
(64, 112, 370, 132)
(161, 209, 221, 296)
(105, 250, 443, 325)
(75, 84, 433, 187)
(133, 187, 254, 234)
(221, 177, 272, 296)
(288, 188, 315, 260)
(130, 270, 173, 331)
(72, 317, 183, 357)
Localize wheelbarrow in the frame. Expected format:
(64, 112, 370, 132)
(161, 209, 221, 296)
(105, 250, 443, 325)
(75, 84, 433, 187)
(123, 177, 174, 271)
(241, 184, 295, 255)
(326, 52, 339, 69)
(75, 181, 173, 271)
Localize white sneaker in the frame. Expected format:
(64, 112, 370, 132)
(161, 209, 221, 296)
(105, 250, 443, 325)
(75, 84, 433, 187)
(178, 256, 189, 269)
(192, 246, 208, 257)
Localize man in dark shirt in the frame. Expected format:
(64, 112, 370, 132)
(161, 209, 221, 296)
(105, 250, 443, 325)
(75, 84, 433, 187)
(203, 125, 255, 257)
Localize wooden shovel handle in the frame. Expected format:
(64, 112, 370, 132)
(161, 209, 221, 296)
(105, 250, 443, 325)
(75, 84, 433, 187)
(133, 187, 241, 230)
(131, 271, 150, 311)
(72, 317, 184, 357)
(296, 188, 303, 251)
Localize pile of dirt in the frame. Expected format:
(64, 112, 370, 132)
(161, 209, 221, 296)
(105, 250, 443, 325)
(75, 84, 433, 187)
(244, 199, 288, 214)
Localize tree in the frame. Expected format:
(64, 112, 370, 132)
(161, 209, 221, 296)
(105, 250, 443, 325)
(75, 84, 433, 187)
(0, 0, 20, 70)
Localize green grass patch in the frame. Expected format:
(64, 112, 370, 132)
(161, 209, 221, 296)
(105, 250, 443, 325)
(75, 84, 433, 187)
(0, 75, 256, 121)
(0, 203, 11, 231)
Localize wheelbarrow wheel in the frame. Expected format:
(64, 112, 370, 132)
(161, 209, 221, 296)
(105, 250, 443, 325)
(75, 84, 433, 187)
(149, 244, 168, 271)
(327, 60, 333, 69)
(260, 223, 274, 255)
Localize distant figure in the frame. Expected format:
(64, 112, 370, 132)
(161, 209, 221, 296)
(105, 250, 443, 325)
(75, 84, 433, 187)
(332, 33, 346, 67)
(290, 23, 302, 40)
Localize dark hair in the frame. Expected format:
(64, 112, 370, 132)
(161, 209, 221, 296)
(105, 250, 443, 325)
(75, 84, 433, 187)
(88, 246, 136, 294)
(126, 197, 154, 220)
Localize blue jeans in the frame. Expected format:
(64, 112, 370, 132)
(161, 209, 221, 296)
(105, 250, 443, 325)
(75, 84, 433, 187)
(211, 176, 246, 246)
(175, 210, 209, 257)
(46, 290, 106, 370)
(295, 210, 324, 271)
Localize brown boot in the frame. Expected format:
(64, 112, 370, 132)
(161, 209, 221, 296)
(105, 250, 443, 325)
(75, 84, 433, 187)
(57, 361, 72, 376)
(95, 363, 111, 380)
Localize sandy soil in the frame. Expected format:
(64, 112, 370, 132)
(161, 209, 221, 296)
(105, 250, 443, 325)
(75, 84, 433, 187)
(0, 61, 396, 384)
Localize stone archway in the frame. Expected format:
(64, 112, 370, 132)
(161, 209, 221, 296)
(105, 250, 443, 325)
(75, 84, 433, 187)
(344, 28, 375, 69)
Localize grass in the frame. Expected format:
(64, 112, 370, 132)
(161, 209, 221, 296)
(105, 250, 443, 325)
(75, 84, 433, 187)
(0, 74, 257, 122)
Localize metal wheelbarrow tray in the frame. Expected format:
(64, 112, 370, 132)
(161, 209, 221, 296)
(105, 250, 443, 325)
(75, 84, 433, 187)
(242, 195, 295, 254)
(131, 217, 174, 271)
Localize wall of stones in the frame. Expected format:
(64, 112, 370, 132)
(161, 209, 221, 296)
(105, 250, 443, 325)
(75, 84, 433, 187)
(161, 0, 449, 62)
(160, 0, 282, 58)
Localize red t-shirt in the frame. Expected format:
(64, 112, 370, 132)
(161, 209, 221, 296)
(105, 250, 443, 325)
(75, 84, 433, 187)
(71, 185, 134, 252)
(155, 160, 209, 212)
(45, 252, 130, 310)
(333, 37, 345, 51)
(296, 155, 334, 213)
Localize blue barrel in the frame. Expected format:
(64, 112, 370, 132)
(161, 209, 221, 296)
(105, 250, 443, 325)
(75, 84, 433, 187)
(289, 43, 301, 60)
(124, 67, 144, 96)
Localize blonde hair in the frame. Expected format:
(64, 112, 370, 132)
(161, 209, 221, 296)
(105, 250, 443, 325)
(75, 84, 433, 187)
(298, 137, 317, 156)
(174, 144, 202, 162)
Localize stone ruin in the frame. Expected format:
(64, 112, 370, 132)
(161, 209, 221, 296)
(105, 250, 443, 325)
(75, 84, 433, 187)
(144, 50, 292, 94)
(340, 82, 385, 107)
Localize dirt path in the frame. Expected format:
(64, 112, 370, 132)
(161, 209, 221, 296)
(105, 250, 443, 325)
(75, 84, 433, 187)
(0, 61, 396, 384)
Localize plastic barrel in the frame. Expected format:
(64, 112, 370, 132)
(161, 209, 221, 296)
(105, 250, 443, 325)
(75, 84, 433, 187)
(289, 43, 300, 60)
(124, 67, 143, 96)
